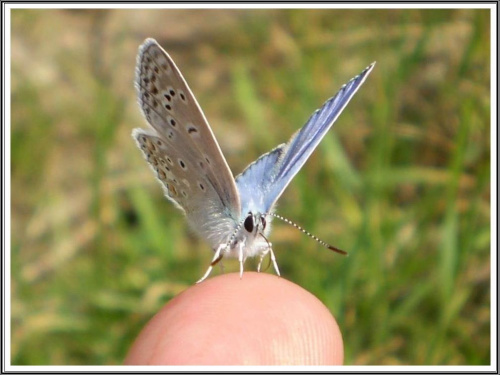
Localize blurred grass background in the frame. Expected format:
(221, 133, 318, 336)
(10, 8, 491, 365)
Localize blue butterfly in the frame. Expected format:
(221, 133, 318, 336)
(133, 39, 375, 282)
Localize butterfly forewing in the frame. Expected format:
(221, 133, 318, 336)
(133, 39, 241, 246)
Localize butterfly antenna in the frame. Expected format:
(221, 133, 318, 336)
(222, 217, 246, 253)
(266, 213, 347, 255)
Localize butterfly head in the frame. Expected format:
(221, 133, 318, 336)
(243, 211, 267, 235)
(223, 211, 272, 259)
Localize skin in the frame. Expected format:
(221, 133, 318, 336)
(125, 272, 344, 365)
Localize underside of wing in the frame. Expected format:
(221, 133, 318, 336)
(133, 39, 241, 246)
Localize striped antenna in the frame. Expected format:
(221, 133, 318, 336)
(266, 213, 347, 255)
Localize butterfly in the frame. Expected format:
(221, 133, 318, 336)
(132, 38, 374, 282)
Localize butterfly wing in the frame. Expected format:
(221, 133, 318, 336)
(235, 143, 287, 215)
(236, 62, 375, 214)
(133, 39, 241, 247)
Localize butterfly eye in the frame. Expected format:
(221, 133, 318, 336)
(260, 216, 266, 230)
(244, 215, 254, 232)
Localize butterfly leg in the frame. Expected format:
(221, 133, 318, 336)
(268, 243, 281, 277)
(238, 242, 245, 279)
(196, 244, 225, 284)
(257, 247, 270, 272)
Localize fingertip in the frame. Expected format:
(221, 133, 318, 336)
(125, 273, 343, 365)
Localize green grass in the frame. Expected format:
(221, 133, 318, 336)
(10, 8, 491, 365)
